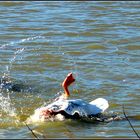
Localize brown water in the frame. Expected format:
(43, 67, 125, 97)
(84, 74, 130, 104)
(0, 1, 140, 139)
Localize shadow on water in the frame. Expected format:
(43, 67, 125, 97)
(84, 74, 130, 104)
(0, 74, 33, 93)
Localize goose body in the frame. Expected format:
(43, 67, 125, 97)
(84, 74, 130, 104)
(27, 73, 109, 123)
(28, 95, 109, 122)
(46, 96, 109, 117)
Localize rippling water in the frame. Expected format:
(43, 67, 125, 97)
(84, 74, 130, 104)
(0, 1, 140, 139)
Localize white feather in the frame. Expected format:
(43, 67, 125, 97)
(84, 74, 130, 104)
(27, 95, 109, 123)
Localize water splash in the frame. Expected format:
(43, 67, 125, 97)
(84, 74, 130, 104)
(0, 35, 46, 122)
(0, 35, 51, 129)
(1, 35, 46, 88)
(1, 35, 47, 77)
(0, 35, 45, 49)
(8, 47, 25, 72)
(0, 92, 16, 117)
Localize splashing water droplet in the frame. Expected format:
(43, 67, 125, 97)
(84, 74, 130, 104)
(0, 35, 46, 49)
(0, 92, 17, 117)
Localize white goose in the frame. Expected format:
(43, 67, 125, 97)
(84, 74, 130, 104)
(28, 73, 109, 122)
